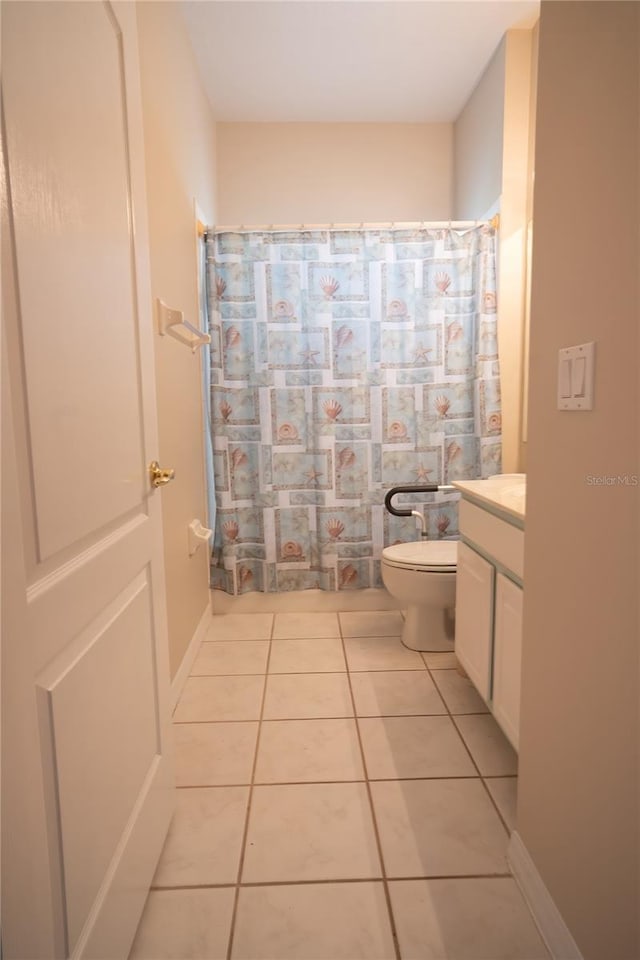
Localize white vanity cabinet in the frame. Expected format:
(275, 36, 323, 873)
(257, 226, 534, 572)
(455, 541, 494, 701)
(492, 572, 523, 749)
(452, 479, 525, 751)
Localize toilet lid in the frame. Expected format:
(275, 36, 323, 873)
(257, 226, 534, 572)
(382, 539, 458, 571)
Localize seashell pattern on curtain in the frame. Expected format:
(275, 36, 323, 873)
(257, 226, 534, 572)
(205, 226, 501, 595)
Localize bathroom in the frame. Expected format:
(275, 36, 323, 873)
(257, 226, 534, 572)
(2, 3, 637, 960)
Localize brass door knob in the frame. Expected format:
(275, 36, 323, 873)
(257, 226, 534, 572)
(149, 461, 175, 488)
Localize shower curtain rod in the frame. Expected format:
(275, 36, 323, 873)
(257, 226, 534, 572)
(209, 215, 500, 235)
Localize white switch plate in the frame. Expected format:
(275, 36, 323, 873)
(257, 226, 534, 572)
(557, 342, 595, 410)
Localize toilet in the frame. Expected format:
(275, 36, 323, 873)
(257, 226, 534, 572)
(381, 539, 458, 651)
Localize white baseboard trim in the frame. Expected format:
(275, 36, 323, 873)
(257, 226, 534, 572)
(170, 604, 213, 711)
(508, 831, 583, 960)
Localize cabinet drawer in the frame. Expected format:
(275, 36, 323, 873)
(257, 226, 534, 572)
(459, 500, 524, 580)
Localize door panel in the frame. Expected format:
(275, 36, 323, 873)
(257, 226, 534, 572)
(28, 516, 151, 685)
(4, 0, 143, 561)
(39, 574, 159, 951)
(2, 3, 174, 957)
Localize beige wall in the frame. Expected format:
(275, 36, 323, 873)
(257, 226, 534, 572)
(518, 4, 639, 958)
(453, 40, 505, 221)
(137, 2, 217, 678)
(216, 123, 453, 224)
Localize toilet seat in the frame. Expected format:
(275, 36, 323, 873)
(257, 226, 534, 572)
(382, 540, 457, 573)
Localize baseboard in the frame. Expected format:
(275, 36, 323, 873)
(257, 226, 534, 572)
(508, 831, 583, 960)
(170, 604, 213, 711)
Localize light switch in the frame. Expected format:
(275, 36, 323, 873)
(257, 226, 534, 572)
(572, 357, 586, 397)
(557, 342, 595, 410)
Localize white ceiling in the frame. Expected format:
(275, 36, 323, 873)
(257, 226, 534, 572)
(181, 0, 539, 123)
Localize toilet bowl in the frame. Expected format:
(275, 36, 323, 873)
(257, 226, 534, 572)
(381, 540, 457, 652)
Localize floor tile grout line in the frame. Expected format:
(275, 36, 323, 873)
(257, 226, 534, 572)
(428, 673, 491, 722)
(353, 637, 516, 900)
(175, 783, 254, 791)
(173, 714, 349, 724)
(189, 671, 273, 679)
(186, 666, 440, 679)
(225, 616, 275, 960)
(173, 614, 515, 953)
(449, 710, 517, 832)
(172, 709, 493, 725)
(176, 774, 492, 790)
(276, 629, 341, 642)
(255, 774, 484, 786)
(174, 772, 517, 790)
(341, 635, 406, 640)
(150, 870, 515, 892)
(173, 718, 259, 725)
(190, 669, 348, 678)
(204, 634, 341, 640)
(205, 633, 405, 642)
(262, 711, 481, 719)
(419, 669, 483, 780)
(200, 637, 272, 641)
(422, 660, 516, 838)
(339, 623, 402, 960)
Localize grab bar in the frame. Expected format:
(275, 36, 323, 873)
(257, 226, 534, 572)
(384, 484, 457, 518)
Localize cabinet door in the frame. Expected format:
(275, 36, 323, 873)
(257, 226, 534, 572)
(454, 541, 494, 701)
(493, 573, 524, 751)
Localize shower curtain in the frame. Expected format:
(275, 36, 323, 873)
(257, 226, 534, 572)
(205, 225, 500, 595)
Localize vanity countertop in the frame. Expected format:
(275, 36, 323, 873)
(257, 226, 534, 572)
(452, 474, 526, 523)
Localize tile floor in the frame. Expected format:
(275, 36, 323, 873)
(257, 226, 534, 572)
(130, 610, 548, 960)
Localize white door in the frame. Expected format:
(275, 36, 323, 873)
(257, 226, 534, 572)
(2, 3, 174, 958)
